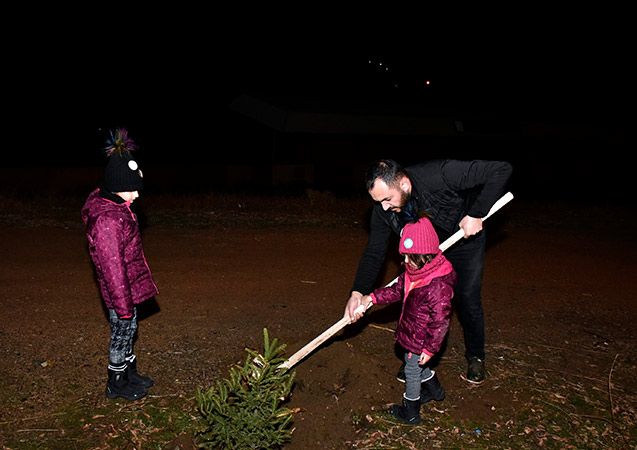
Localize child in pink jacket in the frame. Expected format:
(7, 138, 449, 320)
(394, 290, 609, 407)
(348, 216, 456, 424)
(82, 129, 158, 401)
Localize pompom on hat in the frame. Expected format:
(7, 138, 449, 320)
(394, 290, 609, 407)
(399, 217, 440, 255)
(102, 128, 144, 192)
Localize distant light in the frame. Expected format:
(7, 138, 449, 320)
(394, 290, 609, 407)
(426, 80, 430, 85)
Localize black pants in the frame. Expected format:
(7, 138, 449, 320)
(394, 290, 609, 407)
(107, 307, 137, 368)
(445, 231, 486, 361)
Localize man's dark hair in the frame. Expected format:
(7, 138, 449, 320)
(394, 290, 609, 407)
(365, 159, 408, 191)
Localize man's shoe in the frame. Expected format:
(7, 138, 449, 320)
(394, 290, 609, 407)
(396, 363, 406, 383)
(396, 363, 438, 384)
(464, 357, 485, 384)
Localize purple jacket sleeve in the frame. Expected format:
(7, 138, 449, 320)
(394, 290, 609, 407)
(371, 274, 405, 305)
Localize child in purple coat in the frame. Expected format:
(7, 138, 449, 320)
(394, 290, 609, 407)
(81, 129, 158, 401)
(348, 216, 456, 424)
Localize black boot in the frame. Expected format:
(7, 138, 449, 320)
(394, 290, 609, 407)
(389, 396, 421, 425)
(106, 367, 147, 401)
(465, 356, 486, 384)
(126, 357, 154, 388)
(420, 372, 446, 404)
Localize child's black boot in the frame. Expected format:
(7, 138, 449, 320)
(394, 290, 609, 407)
(106, 367, 147, 401)
(126, 356, 154, 388)
(420, 372, 445, 404)
(389, 395, 422, 425)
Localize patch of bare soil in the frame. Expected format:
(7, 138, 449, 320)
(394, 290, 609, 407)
(0, 201, 635, 448)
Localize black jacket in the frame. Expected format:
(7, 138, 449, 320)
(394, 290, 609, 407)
(351, 159, 513, 295)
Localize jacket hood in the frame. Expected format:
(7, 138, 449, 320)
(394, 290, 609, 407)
(81, 189, 129, 226)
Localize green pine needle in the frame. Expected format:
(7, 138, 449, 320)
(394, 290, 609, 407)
(195, 329, 297, 449)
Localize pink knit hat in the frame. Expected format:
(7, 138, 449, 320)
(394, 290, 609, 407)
(399, 217, 440, 254)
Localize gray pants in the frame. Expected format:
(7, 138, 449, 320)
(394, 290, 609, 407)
(108, 307, 137, 370)
(403, 350, 434, 400)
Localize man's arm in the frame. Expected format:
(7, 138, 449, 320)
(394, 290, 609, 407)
(345, 205, 395, 320)
(350, 205, 394, 295)
(441, 160, 513, 219)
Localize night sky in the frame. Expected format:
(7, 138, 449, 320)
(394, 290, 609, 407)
(5, 10, 628, 174)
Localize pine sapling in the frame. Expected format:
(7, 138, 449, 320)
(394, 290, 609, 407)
(196, 328, 296, 449)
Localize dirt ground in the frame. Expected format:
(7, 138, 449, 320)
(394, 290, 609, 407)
(1, 199, 636, 448)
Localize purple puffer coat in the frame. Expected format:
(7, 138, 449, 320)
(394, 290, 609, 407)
(371, 270, 456, 356)
(81, 189, 158, 318)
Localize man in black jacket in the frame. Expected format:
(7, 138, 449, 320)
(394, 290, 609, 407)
(345, 159, 513, 384)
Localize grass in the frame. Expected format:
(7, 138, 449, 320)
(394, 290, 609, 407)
(347, 344, 635, 449)
(1, 191, 635, 449)
(7, 342, 632, 448)
(0, 189, 370, 230)
(2, 189, 634, 234)
(2, 393, 199, 449)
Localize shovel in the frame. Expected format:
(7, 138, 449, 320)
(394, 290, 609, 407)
(279, 191, 514, 370)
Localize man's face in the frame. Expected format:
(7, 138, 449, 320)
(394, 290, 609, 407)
(369, 178, 410, 212)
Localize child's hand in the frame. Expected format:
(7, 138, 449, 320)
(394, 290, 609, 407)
(419, 352, 431, 365)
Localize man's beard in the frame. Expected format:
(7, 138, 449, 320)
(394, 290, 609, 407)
(397, 189, 411, 210)
(388, 189, 410, 212)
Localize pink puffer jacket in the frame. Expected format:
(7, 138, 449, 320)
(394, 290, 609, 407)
(371, 270, 456, 356)
(81, 189, 158, 318)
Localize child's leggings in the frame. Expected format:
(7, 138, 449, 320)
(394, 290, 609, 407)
(403, 351, 435, 400)
(108, 307, 137, 370)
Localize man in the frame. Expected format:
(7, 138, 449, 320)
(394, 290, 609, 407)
(345, 159, 513, 384)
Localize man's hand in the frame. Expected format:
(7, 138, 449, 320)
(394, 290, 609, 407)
(345, 291, 371, 323)
(459, 215, 483, 238)
(419, 352, 431, 365)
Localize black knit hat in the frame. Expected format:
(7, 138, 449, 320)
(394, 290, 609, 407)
(102, 129, 144, 192)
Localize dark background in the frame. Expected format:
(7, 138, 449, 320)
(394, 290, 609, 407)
(3, 8, 630, 202)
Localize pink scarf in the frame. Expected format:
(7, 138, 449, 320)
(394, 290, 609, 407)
(403, 251, 453, 295)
